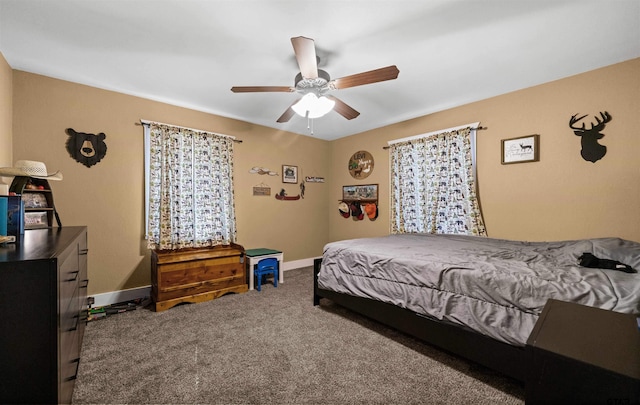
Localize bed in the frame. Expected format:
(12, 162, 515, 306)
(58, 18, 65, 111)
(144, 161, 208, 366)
(313, 233, 640, 382)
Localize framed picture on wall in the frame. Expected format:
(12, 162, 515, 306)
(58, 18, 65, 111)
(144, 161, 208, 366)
(501, 134, 539, 164)
(342, 184, 378, 201)
(282, 165, 298, 183)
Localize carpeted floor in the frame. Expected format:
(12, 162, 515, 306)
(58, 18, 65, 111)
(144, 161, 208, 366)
(72, 267, 524, 404)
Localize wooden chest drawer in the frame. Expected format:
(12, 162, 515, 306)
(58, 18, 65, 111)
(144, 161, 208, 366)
(151, 243, 247, 311)
(158, 256, 243, 289)
(156, 259, 245, 300)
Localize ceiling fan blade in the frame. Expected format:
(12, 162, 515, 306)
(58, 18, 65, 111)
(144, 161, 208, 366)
(276, 108, 295, 123)
(326, 96, 360, 120)
(276, 98, 301, 123)
(329, 65, 399, 90)
(291, 36, 318, 79)
(231, 86, 294, 93)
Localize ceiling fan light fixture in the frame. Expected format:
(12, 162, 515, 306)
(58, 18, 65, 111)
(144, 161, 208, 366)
(231, 37, 398, 125)
(291, 92, 335, 119)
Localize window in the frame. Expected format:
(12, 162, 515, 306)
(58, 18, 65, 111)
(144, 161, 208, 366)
(389, 125, 486, 236)
(143, 121, 237, 250)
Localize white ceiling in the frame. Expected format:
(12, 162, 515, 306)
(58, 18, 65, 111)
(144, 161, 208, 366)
(1, 0, 639, 141)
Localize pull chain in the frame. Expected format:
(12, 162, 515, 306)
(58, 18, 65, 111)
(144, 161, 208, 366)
(306, 115, 314, 135)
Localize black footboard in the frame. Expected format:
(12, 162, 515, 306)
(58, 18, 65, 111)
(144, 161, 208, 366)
(313, 257, 526, 382)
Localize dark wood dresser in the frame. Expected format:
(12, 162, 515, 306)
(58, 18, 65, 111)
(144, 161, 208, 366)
(151, 243, 247, 311)
(526, 299, 640, 404)
(0, 227, 88, 404)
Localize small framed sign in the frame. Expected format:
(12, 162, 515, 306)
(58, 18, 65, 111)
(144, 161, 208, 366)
(342, 184, 378, 201)
(252, 186, 271, 196)
(282, 165, 298, 184)
(501, 134, 539, 164)
(24, 212, 49, 229)
(22, 193, 48, 208)
(348, 150, 374, 179)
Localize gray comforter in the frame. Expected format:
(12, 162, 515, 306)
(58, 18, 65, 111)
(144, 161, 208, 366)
(317, 234, 640, 346)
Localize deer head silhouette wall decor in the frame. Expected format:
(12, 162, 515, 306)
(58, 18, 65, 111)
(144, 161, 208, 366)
(569, 111, 612, 163)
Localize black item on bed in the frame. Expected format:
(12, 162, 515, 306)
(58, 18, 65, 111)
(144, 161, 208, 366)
(579, 252, 637, 273)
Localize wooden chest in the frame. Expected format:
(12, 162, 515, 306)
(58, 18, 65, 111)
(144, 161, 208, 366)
(151, 243, 247, 312)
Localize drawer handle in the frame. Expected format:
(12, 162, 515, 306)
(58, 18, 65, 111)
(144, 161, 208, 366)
(67, 314, 79, 332)
(65, 358, 80, 382)
(80, 279, 89, 289)
(79, 249, 88, 255)
(65, 271, 79, 282)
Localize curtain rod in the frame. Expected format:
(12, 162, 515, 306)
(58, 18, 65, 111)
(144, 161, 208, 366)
(137, 119, 243, 143)
(383, 123, 485, 149)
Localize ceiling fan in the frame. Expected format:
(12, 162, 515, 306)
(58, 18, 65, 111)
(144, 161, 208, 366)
(230, 36, 400, 123)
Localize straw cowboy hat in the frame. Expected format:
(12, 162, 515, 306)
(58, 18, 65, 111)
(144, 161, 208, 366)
(0, 160, 63, 181)
(338, 201, 350, 218)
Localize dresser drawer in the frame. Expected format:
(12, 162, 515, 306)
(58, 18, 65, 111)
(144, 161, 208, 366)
(59, 246, 80, 307)
(59, 329, 80, 403)
(79, 234, 88, 287)
(60, 316, 80, 363)
(60, 287, 81, 334)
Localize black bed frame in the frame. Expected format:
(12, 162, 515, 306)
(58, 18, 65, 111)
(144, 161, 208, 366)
(313, 258, 527, 383)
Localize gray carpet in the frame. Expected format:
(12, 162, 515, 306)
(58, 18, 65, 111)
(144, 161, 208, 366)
(72, 267, 524, 404)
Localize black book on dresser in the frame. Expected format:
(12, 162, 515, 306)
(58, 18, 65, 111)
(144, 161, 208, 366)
(0, 227, 88, 404)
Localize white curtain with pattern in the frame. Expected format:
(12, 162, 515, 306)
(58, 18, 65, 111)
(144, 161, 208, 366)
(390, 127, 486, 236)
(145, 122, 237, 250)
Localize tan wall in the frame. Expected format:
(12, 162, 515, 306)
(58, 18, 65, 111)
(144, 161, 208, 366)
(329, 58, 640, 244)
(11, 71, 330, 295)
(0, 53, 12, 170)
(9, 58, 640, 296)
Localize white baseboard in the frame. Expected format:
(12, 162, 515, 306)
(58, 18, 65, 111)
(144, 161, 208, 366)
(92, 285, 151, 308)
(90, 257, 320, 307)
(281, 256, 319, 271)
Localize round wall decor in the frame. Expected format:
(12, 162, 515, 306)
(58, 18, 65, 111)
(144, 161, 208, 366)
(348, 150, 374, 179)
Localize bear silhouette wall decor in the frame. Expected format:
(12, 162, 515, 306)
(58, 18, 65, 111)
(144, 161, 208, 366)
(568, 111, 611, 163)
(66, 128, 108, 167)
